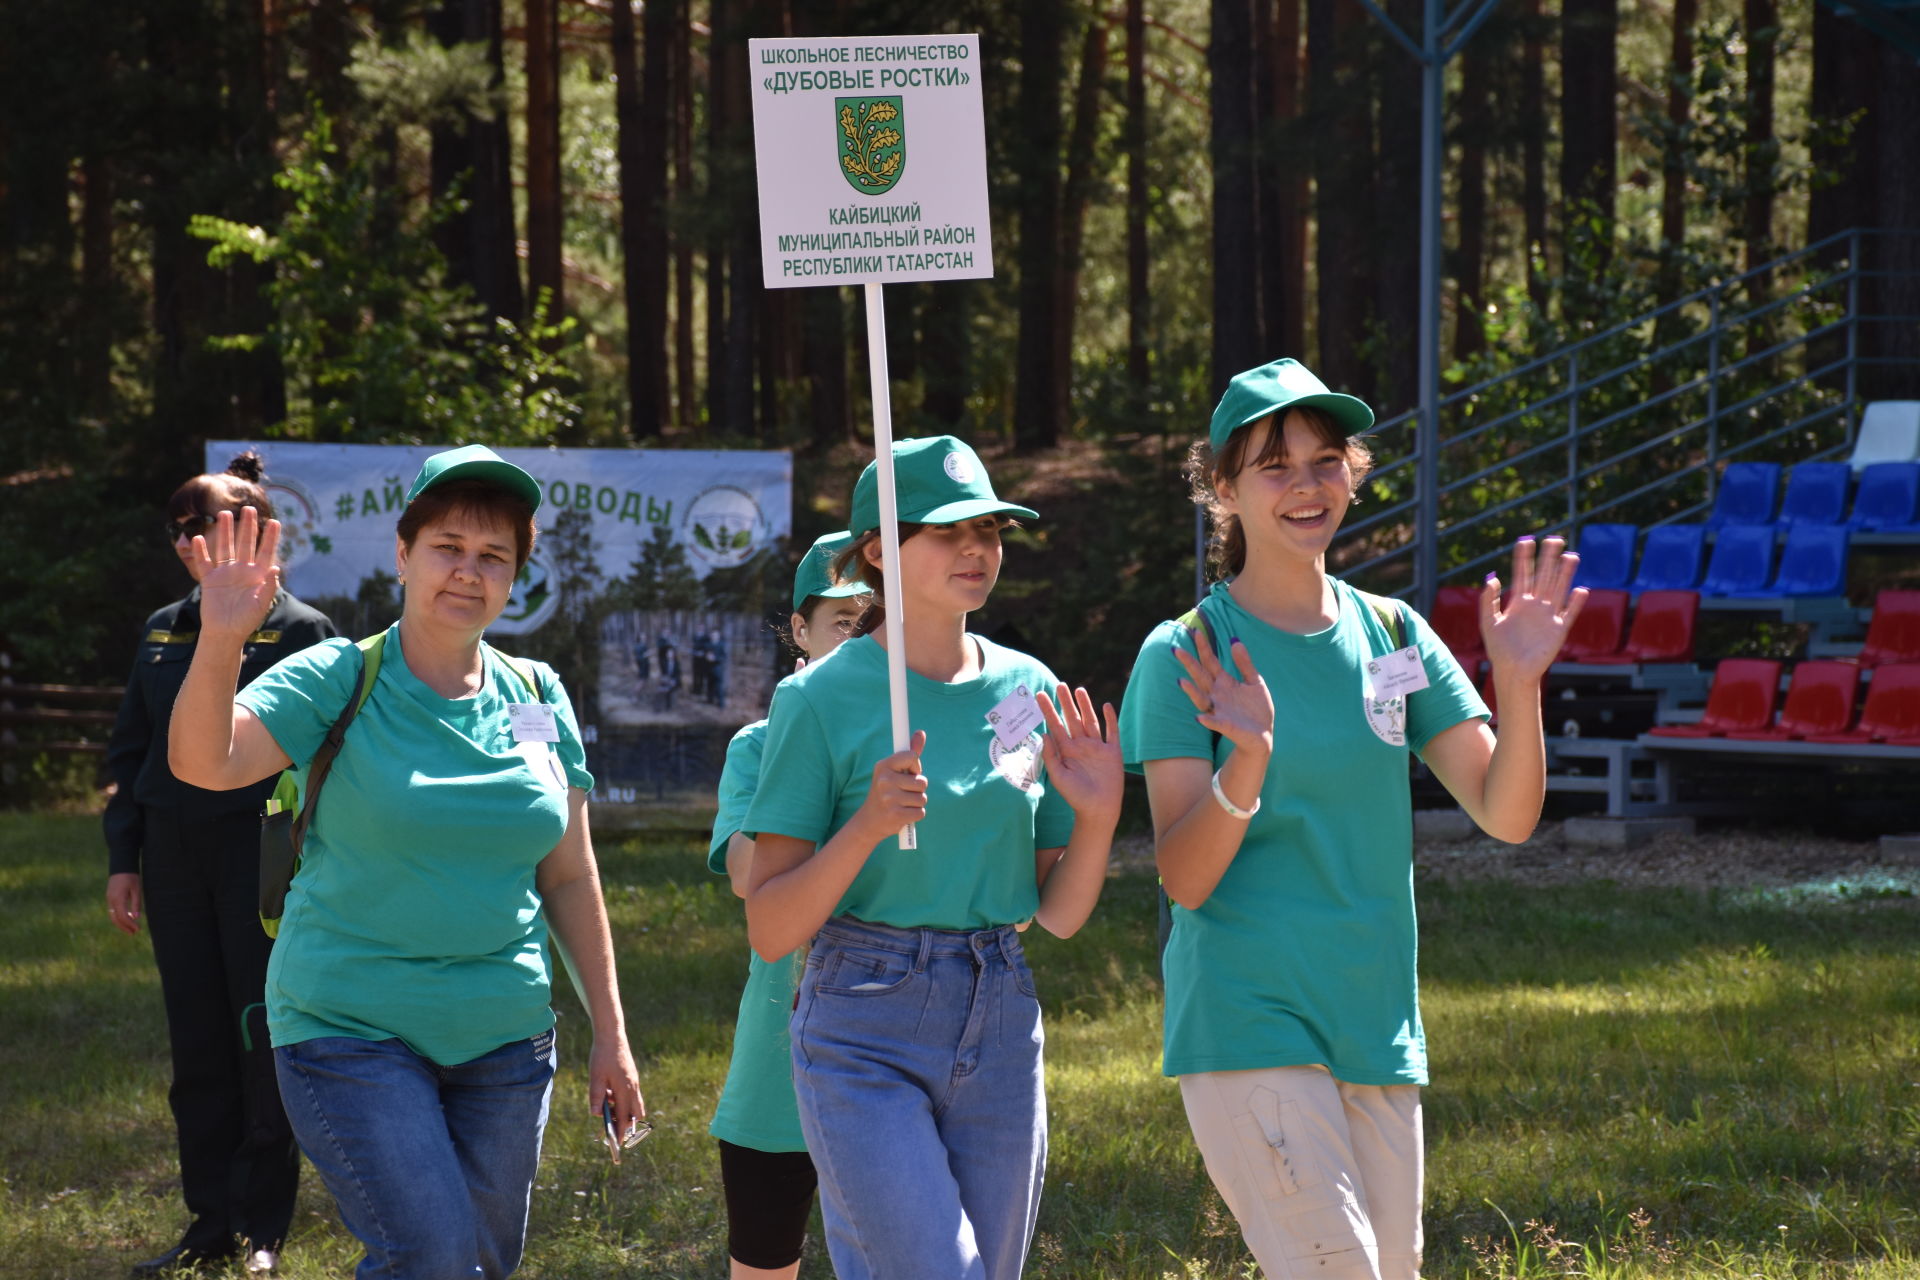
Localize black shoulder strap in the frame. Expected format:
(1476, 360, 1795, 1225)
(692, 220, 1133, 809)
(289, 640, 373, 854)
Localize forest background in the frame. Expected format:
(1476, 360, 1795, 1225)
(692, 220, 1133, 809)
(3, 0, 1918, 763)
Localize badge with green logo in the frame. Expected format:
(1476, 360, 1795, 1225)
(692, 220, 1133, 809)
(836, 96, 905, 195)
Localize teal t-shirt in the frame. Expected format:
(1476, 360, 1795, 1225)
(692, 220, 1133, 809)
(238, 622, 595, 1066)
(706, 720, 808, 1152)
(1120, 578, 1485, 1085)
(743, 634, 1076, 932)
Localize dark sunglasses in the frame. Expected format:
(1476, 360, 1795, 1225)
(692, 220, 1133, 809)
(165, 513, 220, 543)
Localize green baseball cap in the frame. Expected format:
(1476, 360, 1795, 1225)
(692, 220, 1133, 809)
(405, 444, 544, 512)
(792, 531, 867, 611)
(849, 436, 1037, 538)
(1209, 358, 1375, 454)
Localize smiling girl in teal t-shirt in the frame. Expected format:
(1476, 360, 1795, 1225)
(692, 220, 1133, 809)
(1122, 359, 1586, 1280)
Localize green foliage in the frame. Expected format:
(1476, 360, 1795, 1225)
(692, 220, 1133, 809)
(189, 115, 584, 446)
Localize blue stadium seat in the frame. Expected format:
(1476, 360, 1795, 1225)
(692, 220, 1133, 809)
(1573, 523, 1637, 590)
(1698, 525, 1776, 596)
(1775, 462, 1851, 529)
(1629, 524, 1707, 592)
(1767, 524, 1850, 597)
(1848, 461, 1920, 531)
(1705, 461, 1782, 529)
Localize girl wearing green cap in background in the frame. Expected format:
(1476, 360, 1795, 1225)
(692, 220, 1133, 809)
(741, 436, 1124, 1280)
(1121, 360, 1585, 1280)
(705, 531, 866, 1280)
(168, 446, 643, 1280)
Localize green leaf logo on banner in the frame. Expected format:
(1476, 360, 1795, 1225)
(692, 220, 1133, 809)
(836, 96, 905, 195)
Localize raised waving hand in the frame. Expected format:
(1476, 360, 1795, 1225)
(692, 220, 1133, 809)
(1037, 684, 1122, 822)
(189, 507, 283, 640)
(1172, 624, 1275, 756)
(1481, 535, 1587, 684)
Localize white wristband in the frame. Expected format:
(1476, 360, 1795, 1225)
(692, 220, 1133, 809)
(1210, 768, 1259, 820)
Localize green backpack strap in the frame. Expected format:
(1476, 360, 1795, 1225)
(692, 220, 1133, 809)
(288, 632, 385, 850)
(1354, 589, 1409, 653)
(484, 645, 545, 702)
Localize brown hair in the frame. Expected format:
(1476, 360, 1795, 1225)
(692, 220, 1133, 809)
(395, 479, 537, 571)
(168, 450, 275, 523)
(830, 525, 930, 638)
(1187, 406, 1374, 577)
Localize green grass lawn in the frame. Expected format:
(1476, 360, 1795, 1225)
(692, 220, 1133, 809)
(5, 812, 1920, 1278)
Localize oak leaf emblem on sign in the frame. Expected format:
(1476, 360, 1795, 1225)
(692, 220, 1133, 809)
(836, 96, 906, 195)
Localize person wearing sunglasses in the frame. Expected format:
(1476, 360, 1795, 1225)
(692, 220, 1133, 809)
(105, 451, 339, 1276)
(167, 445, 644, 1280)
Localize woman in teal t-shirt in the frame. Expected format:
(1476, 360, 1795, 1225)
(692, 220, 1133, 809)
(1120, 359, 1585, 1280)
(168, 446, 644, 1280)
(742, 436, 1123, 1280)
(707, 530, 866, 1280)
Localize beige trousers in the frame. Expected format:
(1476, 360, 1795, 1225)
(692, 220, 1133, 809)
(1180, 1065, 1422, 1280)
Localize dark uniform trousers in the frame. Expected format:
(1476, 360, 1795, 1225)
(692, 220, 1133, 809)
(143, 805, 298, 1254)
(105, 588, 336, 1253)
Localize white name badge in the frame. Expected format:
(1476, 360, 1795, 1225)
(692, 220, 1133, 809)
(1366, 646, 1431, 699)
(985, 684, 1043, 751)
(508, 703, 560, 743)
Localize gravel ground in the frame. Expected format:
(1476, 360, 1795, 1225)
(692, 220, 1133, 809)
(1112, 822, 1920, 893)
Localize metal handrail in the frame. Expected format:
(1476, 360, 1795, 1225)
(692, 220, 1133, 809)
(1332, 227, 1920, 602)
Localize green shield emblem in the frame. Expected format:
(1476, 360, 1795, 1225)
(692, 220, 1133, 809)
(836, 96, 905, 195)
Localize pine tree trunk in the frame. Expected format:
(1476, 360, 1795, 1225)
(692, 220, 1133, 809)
(706, 0, 732, 432)
(1014, 0, 1065, 448)
(78, 154, 114, 418)
(1808, 4, 1877, 266)
(430, 0, 522, 323)
(1559, 0, 1617, 271)
(1309, 0, 1371, 392)
(1266, 0, 1306, 361)
(1373, 0, 1420, 411)
(672, 4, 695, 427)
(1057, 14, 1110, 429)
(1657, 0, 1695, 305)
(1520, 0, 1548, 308)
(1874, 45, 1920, 399)
(1125, 0, 1150, 395)
(1742, 0, 1777, 284)
(524, 0, 565, 320)
(1454, 42, 1490, 361)
(1211, 0, 1262, 391)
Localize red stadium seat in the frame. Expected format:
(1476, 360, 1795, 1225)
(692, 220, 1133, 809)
(1646, 658, 1783, 738)
(1805, 663, 1920, 744)
(1725, 660, 1861, 741)
(1431, 585, 1486, 675)
(1585, 590, 1700, 665)
(1558, 589, 1629, 662)
(1856, 590, 1920, 668)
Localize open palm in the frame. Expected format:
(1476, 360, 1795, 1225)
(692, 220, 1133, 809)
(190, 507, 283, 639)
(1038, 684, 1123, 822)
(1481, 535, 1587, 683)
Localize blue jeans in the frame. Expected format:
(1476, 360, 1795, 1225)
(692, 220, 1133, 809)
(792, 917, 1047, 1280)
(274, 1031, 556, 1279)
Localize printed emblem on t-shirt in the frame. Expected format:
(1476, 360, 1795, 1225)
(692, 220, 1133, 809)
(514, 739, 568, 791)
(989, 730, 1042, 791)
(1363, 690, 1407, 746)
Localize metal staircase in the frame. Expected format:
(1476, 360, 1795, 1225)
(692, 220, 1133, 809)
(1336, 227, 1920, 602)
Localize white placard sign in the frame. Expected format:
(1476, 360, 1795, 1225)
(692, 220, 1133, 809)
(749, 34, 993, 289)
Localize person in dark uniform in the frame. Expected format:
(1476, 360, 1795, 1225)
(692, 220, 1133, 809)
(105, 452, 337, 1277)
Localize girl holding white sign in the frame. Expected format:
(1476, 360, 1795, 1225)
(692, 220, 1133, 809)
(742, 436, 1122, 1280)
(1121, 359, 1584, 1280)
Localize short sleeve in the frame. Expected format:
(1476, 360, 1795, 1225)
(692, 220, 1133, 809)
(1402, 606, 1489, 755)
(742, 688, 838, 845)
(1120, 619, 1217, 774)
(535, 663, 596, 791)
(236, 638, 360, 769)
(709, 721, 767, 873)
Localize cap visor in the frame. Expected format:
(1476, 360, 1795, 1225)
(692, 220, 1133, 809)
(908, 498, 1040, 525)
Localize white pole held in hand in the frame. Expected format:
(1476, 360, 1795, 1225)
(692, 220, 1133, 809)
(863, 281, 917, 850)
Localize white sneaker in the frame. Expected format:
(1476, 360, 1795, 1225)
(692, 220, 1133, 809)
(243, 1249, 279, 1275)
